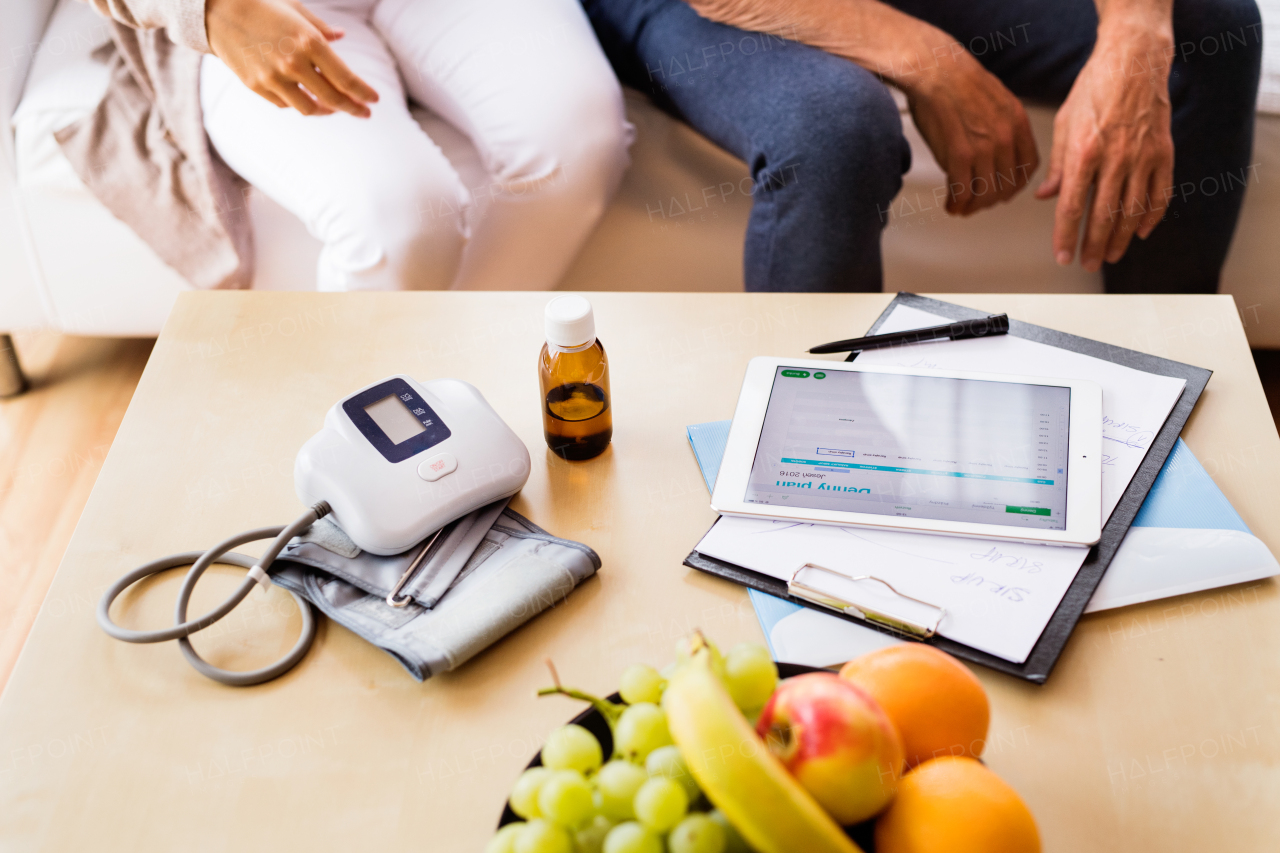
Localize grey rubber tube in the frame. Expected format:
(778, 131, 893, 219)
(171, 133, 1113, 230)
(97, 503, 329, 686)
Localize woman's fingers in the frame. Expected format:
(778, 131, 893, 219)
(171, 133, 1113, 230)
(292, 1, 343, 41)
(310, 46, 379, 106)
(273, 28, 374, 118)
(271, 75, 331, 116)
(206, 0, 372, 118)
(253, 86, 289, 109)
(296, 63, 369, 117)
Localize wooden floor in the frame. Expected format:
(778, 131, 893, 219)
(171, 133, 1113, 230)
(0, 333, 1277, 696)
(0, 333, 153, 695)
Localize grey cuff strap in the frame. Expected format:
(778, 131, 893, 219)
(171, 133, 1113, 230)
(272, 506, 601, 681)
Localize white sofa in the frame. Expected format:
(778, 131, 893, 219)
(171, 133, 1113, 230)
(3, 0, 1277, 345)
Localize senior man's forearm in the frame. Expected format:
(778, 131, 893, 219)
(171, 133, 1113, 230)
(684, 0, 980, 96)
(1095, 0, 1173, 41)
(1092, 0, 1175, 80)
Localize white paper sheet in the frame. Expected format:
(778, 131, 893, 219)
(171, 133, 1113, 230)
(699, 305, 1188, 664)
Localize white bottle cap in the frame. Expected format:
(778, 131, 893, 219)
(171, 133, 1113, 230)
(544, 295, 596, 349)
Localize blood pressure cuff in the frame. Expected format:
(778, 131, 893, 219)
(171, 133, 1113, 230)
(271, 500, 600, 681)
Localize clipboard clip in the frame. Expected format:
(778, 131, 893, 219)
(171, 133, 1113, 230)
(786, 563, 946, 639)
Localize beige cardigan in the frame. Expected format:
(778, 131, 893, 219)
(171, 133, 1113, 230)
(60, 0, 252, 289)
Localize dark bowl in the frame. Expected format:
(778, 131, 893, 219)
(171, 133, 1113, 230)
(496, 663, 878, 850)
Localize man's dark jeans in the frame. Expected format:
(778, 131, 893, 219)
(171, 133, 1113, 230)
(582, 0, 1262, 293)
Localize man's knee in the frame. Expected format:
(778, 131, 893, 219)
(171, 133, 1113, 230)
(754, 61, 908, 205)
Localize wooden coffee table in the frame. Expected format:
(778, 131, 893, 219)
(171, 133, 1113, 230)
(1, 292, 1277, 850)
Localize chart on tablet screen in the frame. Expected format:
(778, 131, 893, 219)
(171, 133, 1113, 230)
(744, 367, 1071, 530)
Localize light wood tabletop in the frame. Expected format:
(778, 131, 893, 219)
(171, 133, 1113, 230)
(1, 292, 1277, 852)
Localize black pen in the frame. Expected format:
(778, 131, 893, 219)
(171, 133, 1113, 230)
(808, 313, 1010, 354)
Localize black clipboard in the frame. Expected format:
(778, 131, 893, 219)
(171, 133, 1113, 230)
(683, 293, 1213, 683)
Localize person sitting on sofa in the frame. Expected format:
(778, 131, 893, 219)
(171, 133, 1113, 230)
(582, 0, 1262, 294)
(68, 0, 631, 291)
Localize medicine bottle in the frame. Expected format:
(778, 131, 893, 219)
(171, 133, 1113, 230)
(539, 296, 612, 460)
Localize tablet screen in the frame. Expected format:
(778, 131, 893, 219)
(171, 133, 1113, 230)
(745, 367, 1071, 530)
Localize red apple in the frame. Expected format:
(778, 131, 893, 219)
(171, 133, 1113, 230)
(756, 672, 904, 825)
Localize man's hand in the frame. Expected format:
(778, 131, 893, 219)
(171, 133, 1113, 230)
(1035, 9, 1175, 270)
(904, 53, 1039, 216)
(205, 0, 378, 117)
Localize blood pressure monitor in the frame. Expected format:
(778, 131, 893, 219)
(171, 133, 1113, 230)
(295, 375, 530, 555)
(98, 373, 532, 686)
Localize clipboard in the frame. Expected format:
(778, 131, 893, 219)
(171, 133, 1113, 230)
(683, 293, 1213, 683)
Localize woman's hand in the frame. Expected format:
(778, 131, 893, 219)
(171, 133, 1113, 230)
(205, 0, 378, 117)
(1035, 16, 1175, 270)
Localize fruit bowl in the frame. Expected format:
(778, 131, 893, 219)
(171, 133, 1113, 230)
(497, 663, 880, 851)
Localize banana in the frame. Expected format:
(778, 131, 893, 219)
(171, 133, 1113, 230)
(663, 638, 864, 853)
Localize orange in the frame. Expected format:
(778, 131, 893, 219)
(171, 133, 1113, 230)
(839, 644, 989, 768)
(874, 756, 1040, 853)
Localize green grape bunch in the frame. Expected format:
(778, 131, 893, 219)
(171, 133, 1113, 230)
(489, 640, 777, 853)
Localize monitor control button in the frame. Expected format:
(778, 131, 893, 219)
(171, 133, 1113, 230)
(417, 452, 458, 481)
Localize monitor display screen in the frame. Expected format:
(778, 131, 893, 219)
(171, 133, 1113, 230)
(744, 367, 1071, 529)
(364, 394, 429, 445)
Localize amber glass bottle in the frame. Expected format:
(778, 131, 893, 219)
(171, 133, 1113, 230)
(539, 296, 612, 460)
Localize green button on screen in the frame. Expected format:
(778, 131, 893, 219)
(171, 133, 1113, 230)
(1005, 505, 1051, 516)
(780, 369, 811, 378)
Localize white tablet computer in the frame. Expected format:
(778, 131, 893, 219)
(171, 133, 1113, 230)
(711, 357, 1103, 547)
